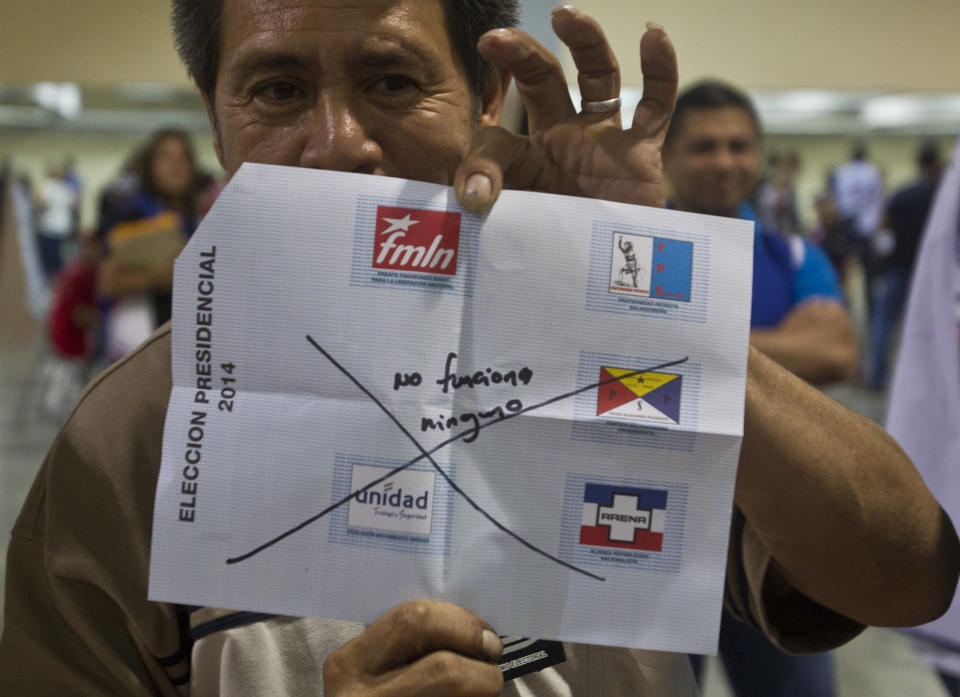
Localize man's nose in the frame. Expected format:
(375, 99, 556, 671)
(711, 146, 737, 172)
(298, 94, 382, 173)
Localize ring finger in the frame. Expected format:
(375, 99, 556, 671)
(551, 7, 621, 117)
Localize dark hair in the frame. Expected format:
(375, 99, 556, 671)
(171, 0, 222, 99)
(134, 128, 200, 219)
(171, 0, 520, 99)
(664, 79, 761, 148)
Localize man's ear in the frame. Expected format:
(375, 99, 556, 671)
(480, 68, 512, 127)
(202, 92, 226, 170)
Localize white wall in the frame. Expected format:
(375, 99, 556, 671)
(2, 1, 959, 92)
(573, 0, 960, 91)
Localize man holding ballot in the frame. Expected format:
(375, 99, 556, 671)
(1, 2, 957, 696)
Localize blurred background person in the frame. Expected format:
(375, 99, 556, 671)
(42, 230, 101, 416)
(96, 128, 206, 361)
(832, 143, 886, 250)
(48, 231, 99, 364)
(757, 150, 803, 237)
(34, 160, 78, 282)
(663, 79, 856, 697)
(663, 80, 857, 385)
(809, 190, 857, 282)
(60, 155, 83, 230)
(831, 142, 886, 376)
(867, 140, 944, 390)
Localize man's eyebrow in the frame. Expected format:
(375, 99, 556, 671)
(229, 52, 315, 81)
(353, 41, 444, 71)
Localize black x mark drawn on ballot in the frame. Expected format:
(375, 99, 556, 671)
(225, 335, 688, 581)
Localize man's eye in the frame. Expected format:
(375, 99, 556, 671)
(256, 81, 301, 102)
(377, 75, 417, 93)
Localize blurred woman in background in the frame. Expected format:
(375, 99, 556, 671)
(96, 128, 206, 360)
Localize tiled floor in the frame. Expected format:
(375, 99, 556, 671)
(701, 628, 950, 697)
(0, 337, 64, 630)
(0, 325, 952, 695)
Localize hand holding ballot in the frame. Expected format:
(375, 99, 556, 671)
(323, 600, 503, 697)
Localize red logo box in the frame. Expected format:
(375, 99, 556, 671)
(372, 206, 461, 276)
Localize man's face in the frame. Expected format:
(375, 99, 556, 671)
(662, 106, 761, 217)
(208, 0, 502, 182)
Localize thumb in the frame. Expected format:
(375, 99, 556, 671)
(454, 125, 530, 215)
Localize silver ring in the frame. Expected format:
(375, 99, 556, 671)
(581, 97, 622, 113)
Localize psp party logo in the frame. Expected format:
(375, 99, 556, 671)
(348, 464, 436, 537)
(579, 483, 667, 551)
(372, 206, 461, 276)
(596, 366, 682, 425)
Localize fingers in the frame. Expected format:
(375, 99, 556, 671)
(478, 9, 670, 139)
(459, 10, 675, 213)
(477, 28, 575, 133)
(356, 600, 502, 673)
(324, 600, 503, 697)
(379, 652, 504, 697)
(631, 23, 678, 143)
(325, 653, 502, 697)
(551, 6, 620, 109)
(475, 7, 623, 132)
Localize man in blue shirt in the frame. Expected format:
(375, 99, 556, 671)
(663, 80, 858, 697)
(664, 80, 857, 387)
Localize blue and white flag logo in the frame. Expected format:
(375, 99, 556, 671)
(608, 232, 693, 302)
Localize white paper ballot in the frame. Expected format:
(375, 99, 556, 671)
(149, 163, 754, 653)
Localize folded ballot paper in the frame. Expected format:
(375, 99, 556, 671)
(149, 163, 753, 653)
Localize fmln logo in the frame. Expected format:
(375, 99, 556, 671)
(580, 483, 667, 551)
(372, 206, 461, 276)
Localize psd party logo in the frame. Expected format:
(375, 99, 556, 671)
(372, 206, 461, 276)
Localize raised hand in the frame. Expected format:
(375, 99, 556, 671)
(455, 6, 678, 214)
